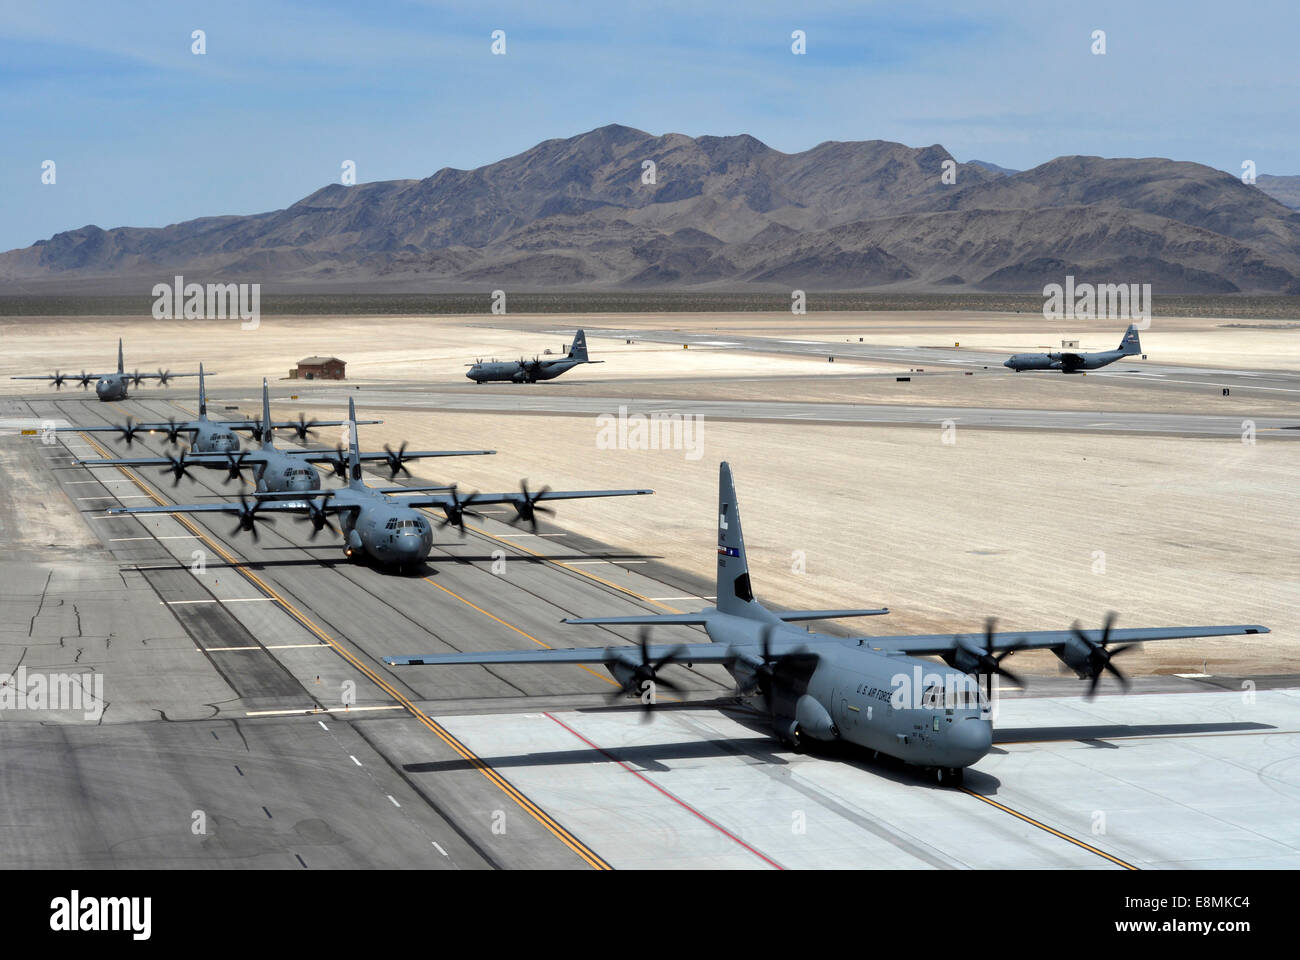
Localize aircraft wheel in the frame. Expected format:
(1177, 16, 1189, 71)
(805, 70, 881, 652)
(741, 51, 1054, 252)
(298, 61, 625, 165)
(950, 767, 965, 786)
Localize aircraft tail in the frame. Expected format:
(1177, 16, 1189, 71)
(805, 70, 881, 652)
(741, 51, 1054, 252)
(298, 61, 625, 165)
(717, 461, 765, 618)
(1119, 324, 1142, 355)
(567, 329, 590, 362)
(345, 397, 363, 487)
(117, 339, 124, 374)
(260, 379, 275, 449)
(198, 363, 207, 417)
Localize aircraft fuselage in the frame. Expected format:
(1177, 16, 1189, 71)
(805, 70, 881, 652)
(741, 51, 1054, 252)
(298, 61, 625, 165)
(1003, 348, 1129, 373)
(337, 494, 433, 566)
(466, 358, 584, 383)
(93, 375, 130, 401)
(644, 615, 993, 771)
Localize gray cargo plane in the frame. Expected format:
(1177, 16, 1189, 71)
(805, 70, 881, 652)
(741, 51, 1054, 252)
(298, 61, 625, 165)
(78, 379, 490, 494)
(106, 396, 652, 568)
(1004, 324, 1143, 372)
(466, 329, 602, 383)
(11, 339, 199, 400)
(386, 461, 1267, 784)
(56, 364, 376, 455)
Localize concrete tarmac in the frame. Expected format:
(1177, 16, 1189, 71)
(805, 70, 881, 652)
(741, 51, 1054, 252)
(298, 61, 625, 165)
(1, 388, 1295, 870)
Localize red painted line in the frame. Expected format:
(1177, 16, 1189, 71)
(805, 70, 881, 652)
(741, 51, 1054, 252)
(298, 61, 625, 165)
(543, 712, 783, 870)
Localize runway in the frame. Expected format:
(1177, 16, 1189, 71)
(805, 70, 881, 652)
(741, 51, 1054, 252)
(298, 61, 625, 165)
(2, 388, 1297, 869)
(571, 325, 1300, 396)
(272, 387, 1300, 438)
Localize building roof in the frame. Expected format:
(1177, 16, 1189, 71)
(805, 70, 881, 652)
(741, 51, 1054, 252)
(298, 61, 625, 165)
(297, 356, 343, 365)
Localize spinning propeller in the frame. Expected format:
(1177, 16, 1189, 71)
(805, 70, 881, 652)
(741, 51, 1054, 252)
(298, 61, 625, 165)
(223, 451, 252, 484)
(285, 414, 319, 441)
(1072, 612, 1137, 700)
(438, 485, 482, 535)
(509, 480, 554, 533)
(229, 494, 276, 542)
(163, 418, 185, 445)
(960, 617, 1025, 697)
(607, 628, 687, 722)
(159, 450, 193, 486)
(296, 498, 336, 540)
(115, 417, 144, 447)
(326, 445, 349, 479)
(383, 442, 414, 478)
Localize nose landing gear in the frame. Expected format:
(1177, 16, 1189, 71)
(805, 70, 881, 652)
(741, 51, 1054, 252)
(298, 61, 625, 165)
(933, 766, 964, 787)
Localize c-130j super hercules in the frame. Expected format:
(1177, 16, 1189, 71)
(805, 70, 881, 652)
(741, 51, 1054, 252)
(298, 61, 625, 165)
(108, 396, 652, 570)
(466, 329, 603, 383)
(387, 462, 1267, 785)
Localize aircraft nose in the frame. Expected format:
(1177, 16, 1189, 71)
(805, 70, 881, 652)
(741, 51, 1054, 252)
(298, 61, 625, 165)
(1003, 359, 1013, 367)
(394, 533, 427, 559)
(947, 717, 993, 764)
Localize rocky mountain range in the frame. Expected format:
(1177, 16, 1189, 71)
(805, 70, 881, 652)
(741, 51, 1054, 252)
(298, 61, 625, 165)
(4, 124, 1300, 294)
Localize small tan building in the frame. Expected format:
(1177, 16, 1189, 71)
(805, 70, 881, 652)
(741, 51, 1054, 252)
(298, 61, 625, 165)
(293, 356, 346, 380)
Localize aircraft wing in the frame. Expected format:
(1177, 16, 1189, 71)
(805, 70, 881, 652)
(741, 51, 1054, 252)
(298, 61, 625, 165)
(562, 607, 889, 627)
(106, 493, 344, 518)
(11, 373, 111, 381)
(398, 488, 653, 509)
(75, 451, 274, 468)
(54, 422, 196, 434)
(386, 643, 735, 667)
(862, 624, 1270, 656)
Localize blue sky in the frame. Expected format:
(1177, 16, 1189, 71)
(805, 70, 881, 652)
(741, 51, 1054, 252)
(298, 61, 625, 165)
(2, 0, 1297, 252)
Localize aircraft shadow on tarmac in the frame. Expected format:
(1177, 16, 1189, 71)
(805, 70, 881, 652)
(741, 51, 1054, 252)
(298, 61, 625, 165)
(402, 706, 1277, 796)
(992, 721, 1274, 746)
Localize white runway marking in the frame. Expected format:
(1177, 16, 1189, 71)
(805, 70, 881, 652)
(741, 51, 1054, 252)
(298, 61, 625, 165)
(387, 795, 401, 807)
(432, 841, 447, 856)
(350, 755, 363, 766)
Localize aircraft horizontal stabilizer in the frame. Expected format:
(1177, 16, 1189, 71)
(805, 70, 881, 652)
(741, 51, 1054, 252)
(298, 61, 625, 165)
(774, 608, 890, 622)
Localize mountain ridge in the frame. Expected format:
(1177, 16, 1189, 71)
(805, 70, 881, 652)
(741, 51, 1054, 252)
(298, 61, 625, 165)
(5, 124, 1299, 294)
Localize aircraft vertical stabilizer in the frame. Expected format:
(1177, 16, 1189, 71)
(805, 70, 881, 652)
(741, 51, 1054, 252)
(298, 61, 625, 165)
(568, 329, 589, 362)
(260, 379, 275, 449)
(346, 397, 363, 487)
(1119, 324, 1142, 355)
(716, 461, 759, 616)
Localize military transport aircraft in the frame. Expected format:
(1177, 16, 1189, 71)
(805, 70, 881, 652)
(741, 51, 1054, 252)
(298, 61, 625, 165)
(56, 364, 377, 455)
(1004, 324, 1143, 372)
(106, 397, 653, 569)
(466, 329, 603, 383)
(11, 339, 199, 400)
(77, 379, 491, 494)
(385, 461, 1267, 785)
